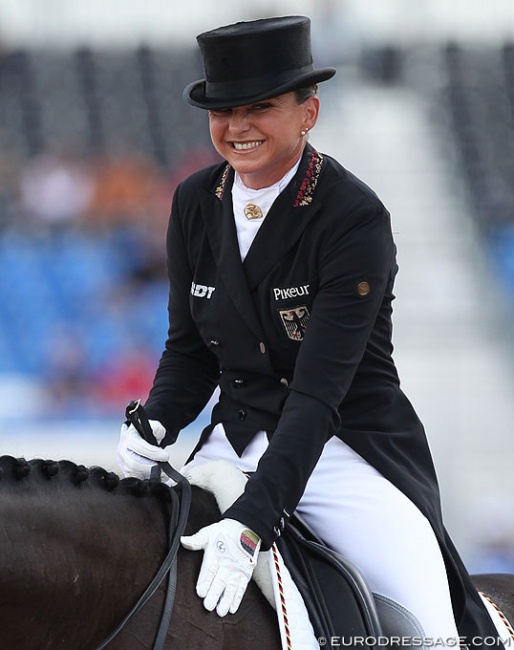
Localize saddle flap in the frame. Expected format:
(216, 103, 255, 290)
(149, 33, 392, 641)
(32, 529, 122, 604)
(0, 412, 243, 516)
(278, 516, 383, 643)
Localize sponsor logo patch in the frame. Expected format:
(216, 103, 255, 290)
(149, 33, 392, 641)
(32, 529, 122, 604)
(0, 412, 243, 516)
(278, 305, 310, 341)
(273, 284, 310, 301)
(190, 282, 215, 299)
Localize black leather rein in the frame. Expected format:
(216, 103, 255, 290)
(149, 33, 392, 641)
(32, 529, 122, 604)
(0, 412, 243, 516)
(94, 400, 192, 650)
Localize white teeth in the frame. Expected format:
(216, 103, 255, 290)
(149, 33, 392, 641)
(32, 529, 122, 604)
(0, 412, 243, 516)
(233, 141, 263, 150)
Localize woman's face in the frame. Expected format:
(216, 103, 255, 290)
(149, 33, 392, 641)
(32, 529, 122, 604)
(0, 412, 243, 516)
(208, 92, 319, 189)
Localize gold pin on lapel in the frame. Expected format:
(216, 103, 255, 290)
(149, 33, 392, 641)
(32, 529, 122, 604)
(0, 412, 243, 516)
(244, 203, 263, 220)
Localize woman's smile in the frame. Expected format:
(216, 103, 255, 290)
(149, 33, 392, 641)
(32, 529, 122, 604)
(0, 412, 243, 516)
(232, 140, 265, 152)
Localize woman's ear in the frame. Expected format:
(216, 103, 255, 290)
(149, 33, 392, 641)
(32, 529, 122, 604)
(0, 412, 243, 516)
(302, 95, 320, 132)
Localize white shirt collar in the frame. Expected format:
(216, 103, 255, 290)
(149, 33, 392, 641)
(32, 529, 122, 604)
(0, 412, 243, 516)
(231, 158, 302, 261)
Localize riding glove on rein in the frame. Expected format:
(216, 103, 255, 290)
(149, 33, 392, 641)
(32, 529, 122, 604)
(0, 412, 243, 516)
(117, 421, 170, 479)
(181, 518, 261, 616)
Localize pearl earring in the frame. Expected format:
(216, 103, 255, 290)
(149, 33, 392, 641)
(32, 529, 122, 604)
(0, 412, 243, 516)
(301, 128, 309, 136)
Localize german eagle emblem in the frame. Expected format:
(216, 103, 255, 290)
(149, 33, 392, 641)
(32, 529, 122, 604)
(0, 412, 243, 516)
(278, 305, 310, 341)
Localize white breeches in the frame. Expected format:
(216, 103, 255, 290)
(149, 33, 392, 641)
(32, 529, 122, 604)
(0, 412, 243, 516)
(184, 423, 460, 642)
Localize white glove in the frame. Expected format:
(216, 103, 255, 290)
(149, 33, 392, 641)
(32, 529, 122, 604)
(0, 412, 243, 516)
(181, 518, 261, 616)
(117, 421, 170, 479)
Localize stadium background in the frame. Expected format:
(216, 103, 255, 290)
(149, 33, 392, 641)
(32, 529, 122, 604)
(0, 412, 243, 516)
(1, 0, 514, 573)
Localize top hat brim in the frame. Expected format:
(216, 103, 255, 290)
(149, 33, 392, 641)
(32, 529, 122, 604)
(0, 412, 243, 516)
(183, 67, 336, 110)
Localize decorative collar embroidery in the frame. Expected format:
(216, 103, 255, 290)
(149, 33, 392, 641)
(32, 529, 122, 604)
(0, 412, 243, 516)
(294, 149, 324, 207)
(213, 146, 324, 206)
(214, 164, 231, 201)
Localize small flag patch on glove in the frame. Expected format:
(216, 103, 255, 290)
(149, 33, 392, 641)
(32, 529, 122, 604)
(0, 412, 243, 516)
(240, 529, 260, 557)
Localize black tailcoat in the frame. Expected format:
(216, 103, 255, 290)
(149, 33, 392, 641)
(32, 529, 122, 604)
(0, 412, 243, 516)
(145, 144, 496, 642)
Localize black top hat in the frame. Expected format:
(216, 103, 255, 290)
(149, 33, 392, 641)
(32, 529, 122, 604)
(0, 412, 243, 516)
(183, 16, 336, 110)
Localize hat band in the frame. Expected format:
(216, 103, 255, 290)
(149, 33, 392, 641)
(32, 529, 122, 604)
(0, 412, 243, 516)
(204, 64, 315, 101)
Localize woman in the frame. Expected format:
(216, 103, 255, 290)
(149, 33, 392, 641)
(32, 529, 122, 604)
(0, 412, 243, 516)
(117, 16, 498, 645)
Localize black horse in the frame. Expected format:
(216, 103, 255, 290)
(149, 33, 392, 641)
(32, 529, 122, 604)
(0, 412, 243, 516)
(0, 454, 511, 650)
(0, 455, 279, 650)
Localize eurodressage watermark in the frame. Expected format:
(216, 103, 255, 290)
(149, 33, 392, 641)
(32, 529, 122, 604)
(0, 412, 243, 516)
(317, 637, 511, 647)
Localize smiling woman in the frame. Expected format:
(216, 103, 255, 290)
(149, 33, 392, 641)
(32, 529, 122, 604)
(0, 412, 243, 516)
(115, 14, 501, 648)
(208, 92, 319, 189)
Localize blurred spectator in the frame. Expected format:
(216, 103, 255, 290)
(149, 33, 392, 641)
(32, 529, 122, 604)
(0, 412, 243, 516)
(166, 145, 221, 194)
(18, 143, 95, 232)
(89, 146, 164, 229)
(91, 346, 157, 411)
(43, 324, 95, 416)
(109, 145, 222, 287)
(110, 223, 168, 287)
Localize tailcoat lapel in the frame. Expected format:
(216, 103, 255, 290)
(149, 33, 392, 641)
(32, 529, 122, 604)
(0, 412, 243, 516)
(200, 144, 325, 337)
(200, 166, 265, 341)
(243, 145, 325, 290)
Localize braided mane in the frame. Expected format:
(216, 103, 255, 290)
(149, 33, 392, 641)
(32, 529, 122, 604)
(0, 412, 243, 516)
(0, 455, 172, 501)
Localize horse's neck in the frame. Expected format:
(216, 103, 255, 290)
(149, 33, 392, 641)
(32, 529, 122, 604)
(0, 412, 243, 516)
(0, 474, 280, 650)
(0, 479, 169, 649)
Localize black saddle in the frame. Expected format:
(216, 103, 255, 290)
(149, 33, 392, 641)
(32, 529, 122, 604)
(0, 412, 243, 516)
(278, 514, 425, 649)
